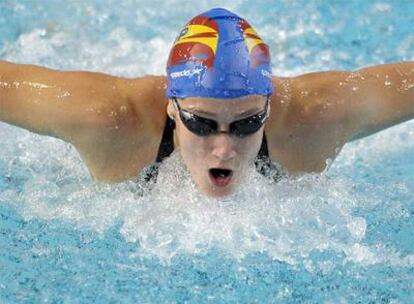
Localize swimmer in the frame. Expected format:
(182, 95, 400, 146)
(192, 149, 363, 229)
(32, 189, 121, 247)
(0, 8, 413, 198)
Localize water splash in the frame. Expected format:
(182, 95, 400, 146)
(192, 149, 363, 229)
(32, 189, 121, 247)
(0, 131, 373, 264)
(1, 118, 413, 268)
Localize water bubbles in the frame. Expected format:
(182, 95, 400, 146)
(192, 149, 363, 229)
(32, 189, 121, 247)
(0, 136, 377, 265)
(347, 217, 366, 241)
(345, 244, 377, 264)
(0, 81, 17, 89)
(384, 74, 392, 87)
(373, 3, 392, 13)
(57, 91, 71, 98)
(118, 153, 372, 263)
(345, 72, 365, 82)
(398, 79, 414, 91)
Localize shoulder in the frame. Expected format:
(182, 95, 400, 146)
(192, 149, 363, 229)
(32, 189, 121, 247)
(265, 73, 353, 173)
(269, 71, 352, 129)
(116, 75, 168, 126)
(71, 75, 170, 182)
(106, 74, 169, 153)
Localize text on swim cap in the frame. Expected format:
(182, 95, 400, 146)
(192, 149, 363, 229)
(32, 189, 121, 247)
(261, 69, 272, 79)
(170, 68, 204, 79)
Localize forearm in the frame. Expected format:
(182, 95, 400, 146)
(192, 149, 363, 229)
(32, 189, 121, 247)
(349, 61, 414, 140)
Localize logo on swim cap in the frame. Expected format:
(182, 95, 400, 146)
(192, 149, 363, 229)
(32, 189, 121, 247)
(167, 15, 219, 70)
(166, 8, 273, 99)
(239, 19, 271, 68)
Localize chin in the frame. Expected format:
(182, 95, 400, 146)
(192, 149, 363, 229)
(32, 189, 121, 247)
(199, 182, 237, 198)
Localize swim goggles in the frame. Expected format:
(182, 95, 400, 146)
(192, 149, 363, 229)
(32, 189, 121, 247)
(171, 96, 270, 138)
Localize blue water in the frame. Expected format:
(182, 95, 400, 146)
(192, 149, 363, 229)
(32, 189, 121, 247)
(1, 1, 414, 303)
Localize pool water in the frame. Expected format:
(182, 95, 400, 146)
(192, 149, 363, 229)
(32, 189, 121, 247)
(1, 1, 414, 303)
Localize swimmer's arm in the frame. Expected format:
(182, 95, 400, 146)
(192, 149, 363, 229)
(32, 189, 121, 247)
(0, 60, 169, 181)
(0, 59, 126, 140)
(270, 62, 413, 173)
(346, 61, 414, 140)
(292, 61, 414, 142)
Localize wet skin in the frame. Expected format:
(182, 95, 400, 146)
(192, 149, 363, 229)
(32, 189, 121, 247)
(0, 60, 413, 197)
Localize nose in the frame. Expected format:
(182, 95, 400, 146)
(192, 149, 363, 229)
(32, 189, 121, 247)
(211, 132, 237, 161)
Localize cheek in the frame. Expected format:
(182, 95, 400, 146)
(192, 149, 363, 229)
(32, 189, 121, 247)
(238, 130, 264, 159)
(175, 125, 208, 160)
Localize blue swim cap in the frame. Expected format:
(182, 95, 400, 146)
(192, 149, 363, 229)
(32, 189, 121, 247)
(166, 8, 273, 99)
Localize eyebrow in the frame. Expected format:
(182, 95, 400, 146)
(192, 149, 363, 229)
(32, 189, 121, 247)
(236, 108, 262, 117)
(188, 108, 262, 118)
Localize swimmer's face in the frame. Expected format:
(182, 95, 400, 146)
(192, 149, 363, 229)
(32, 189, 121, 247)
(168, 95, 269, 198)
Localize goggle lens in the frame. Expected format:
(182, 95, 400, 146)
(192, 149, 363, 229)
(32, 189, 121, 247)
(172, 97, 269, 138)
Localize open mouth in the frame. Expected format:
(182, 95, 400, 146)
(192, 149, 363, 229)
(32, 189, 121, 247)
(209, 168, 233, 187)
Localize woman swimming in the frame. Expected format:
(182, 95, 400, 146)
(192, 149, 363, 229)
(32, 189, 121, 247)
(0, 8, 413, 198)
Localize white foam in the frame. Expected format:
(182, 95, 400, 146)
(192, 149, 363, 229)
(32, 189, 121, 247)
(0, 134, 371, 264)
(2, 122, 413, 266)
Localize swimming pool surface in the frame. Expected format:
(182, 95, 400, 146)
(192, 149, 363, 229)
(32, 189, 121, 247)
(1, 1, 414, 303)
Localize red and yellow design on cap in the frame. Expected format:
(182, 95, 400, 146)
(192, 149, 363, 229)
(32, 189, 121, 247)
(167, 16, 219, 69)
(238, 19, 271, 68)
